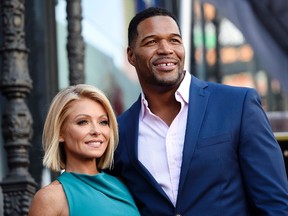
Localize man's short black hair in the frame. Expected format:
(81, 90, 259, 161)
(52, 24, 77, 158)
(128, 7, 181, 47)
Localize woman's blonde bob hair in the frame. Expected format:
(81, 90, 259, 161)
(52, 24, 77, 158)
(42, 84, 118, 172)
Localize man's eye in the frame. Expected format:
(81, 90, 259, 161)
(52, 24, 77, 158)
(171, 38, 181, 43)
(146, 40, 157, 45)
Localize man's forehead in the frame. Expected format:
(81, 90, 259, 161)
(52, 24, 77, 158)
(137, 16, 180, 34)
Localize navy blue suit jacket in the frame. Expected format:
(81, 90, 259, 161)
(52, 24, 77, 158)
(112, 75, 288, 216)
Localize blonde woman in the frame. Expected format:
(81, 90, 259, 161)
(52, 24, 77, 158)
(29, 84, 140, 216)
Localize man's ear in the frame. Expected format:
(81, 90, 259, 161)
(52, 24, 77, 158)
(127, 47, 135, 66)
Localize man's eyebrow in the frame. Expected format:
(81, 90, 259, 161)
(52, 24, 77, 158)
(171, 33, 182, 38)
(141, 34, 156, 41)
(141, 33, 182, 42)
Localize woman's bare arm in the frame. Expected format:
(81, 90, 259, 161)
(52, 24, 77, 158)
(29, 180, 68, 216)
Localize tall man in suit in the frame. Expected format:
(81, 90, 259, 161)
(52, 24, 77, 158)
(111, 7, 288, 215)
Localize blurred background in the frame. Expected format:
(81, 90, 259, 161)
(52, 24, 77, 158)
(0, 0, 287, 215)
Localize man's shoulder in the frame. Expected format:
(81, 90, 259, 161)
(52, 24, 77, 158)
(116, 103, 140, 136)
(117, 97, 141, 122)
(190, 75, 240, 93)
(204, 82, 261, 105)
(190, 76, 259, 100)
(204, 80, 255, 95)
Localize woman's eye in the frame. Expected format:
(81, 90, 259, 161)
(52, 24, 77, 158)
(100, 120, 109, 126)
(77, 120, 88, 125)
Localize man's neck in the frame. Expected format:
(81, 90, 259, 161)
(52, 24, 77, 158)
(143, 90, 181, 126)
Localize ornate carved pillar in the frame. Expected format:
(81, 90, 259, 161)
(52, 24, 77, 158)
(0, 0, 37, 215)
(66, 0, 85, 85)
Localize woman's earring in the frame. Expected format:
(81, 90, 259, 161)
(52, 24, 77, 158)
(59, 138, 64, 143)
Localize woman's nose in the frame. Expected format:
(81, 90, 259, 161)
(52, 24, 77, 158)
(90, 124, 101, 135)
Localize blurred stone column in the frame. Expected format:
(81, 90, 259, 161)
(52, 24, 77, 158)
(66, 0, 85, 85)
(0, 0, 37, 215)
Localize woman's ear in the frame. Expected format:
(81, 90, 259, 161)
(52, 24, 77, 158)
(59, 136, 64, 143)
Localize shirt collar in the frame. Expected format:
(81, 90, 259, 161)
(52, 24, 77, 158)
(140, 71, 191, 120)
(176, 71, 191, 104)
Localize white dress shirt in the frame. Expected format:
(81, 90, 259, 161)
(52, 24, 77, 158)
(138, 72, 191, 206)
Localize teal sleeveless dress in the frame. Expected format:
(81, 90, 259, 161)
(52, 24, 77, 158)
(57, 172, 140, 216)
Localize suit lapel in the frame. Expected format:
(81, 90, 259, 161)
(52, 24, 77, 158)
(126, 97, 172, 202)
(178, 76, 210, 192)
(127, 76, 210, 203)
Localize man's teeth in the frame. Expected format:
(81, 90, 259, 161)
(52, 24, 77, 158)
(158, 63, 174, 66)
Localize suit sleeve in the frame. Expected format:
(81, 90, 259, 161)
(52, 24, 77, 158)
(239, 88, 288, 215)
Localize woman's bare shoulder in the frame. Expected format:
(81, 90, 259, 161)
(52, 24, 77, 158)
(29, 180, 68, 216)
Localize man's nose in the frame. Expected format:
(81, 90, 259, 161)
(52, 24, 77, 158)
(157, 40, 173, 54)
